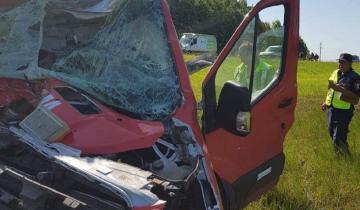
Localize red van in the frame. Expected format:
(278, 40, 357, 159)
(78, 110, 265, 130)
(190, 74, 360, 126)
(0, 0, 299, 209)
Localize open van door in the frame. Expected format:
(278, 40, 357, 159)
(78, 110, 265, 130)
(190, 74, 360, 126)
(201, 0, 299, 209)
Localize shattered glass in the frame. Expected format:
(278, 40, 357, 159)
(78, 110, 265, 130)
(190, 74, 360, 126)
(0, 0, 183, 120)
(0, 0, 45, 72)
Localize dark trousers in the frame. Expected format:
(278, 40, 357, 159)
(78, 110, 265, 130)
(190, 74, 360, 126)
(327, 107, 354, 155)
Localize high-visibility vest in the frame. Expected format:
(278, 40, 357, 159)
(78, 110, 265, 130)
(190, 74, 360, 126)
(234, 61, 276, 91)
(325, 69, 352, 109)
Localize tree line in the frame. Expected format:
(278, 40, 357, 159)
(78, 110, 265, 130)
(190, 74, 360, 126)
(167, 0, 309, 58)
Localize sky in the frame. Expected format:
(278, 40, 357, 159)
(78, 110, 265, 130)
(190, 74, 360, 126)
(246, 0, 360, 61)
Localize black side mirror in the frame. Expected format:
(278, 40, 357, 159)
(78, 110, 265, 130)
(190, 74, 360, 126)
(216, 81, 251, 136)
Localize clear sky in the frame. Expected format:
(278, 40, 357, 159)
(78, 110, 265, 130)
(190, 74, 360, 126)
(246, 0, 360, 61)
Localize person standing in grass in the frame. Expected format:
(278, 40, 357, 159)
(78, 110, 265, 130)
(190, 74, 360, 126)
(234, 42, 278, 92)
(321, 53, 360, 156)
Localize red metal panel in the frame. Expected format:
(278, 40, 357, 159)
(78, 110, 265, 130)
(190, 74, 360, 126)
(204, 0, 300, 183)
(160, 1, 224, 209)
(0, 79, 164, 155)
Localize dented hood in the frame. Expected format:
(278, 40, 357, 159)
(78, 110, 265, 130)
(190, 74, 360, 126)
(0, 0, 183, 120)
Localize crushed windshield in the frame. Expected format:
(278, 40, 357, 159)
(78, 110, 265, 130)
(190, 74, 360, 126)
(0, 0, 182, 120)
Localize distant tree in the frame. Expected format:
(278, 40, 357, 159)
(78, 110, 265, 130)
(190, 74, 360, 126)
(167, 1, 309, 58)
(314, 53, 319, 61)
(256, 20, 284, 52)
(167, 0, 250, 52)
(299, 37, 309, 59)
(258, 21, 272, 33)
(271, 20, 282, 29)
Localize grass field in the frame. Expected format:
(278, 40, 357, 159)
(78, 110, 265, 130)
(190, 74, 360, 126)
(188, 60, 360, 210)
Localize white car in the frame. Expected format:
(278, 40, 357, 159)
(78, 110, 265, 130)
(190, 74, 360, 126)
(259, 45, 282, 58)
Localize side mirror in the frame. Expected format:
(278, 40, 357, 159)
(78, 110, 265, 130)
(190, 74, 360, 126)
(216, 81, 251, 136)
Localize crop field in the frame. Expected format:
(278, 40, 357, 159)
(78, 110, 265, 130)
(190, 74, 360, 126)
(188, 59, 360, 210)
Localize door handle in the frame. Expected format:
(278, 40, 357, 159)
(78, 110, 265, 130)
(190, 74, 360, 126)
(278, 98, 293, 108)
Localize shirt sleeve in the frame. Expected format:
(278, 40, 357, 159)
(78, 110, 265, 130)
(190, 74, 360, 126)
(325, 89, 333, 106)
(325, 70, 337, 106)
(351, 78, 360, 97)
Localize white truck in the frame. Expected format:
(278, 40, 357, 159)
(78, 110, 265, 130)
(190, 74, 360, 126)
(180, 33, 217, 53)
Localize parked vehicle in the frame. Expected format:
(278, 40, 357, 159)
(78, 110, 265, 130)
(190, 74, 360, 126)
(180, 33, 217, 53)
(259, 45, 283, 57)
(0, 0, 299, 210)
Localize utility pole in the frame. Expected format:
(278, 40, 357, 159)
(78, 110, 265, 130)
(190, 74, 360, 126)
(319, 42, 322, 61)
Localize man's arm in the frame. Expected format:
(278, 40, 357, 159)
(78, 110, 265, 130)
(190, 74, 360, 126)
(322, 88, 333, 111)
(340, 94, 359, 105)
(329, 81, 359, 105)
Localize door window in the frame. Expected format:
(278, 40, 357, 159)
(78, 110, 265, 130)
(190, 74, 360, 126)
(215, 5, 285, 104)
(215, 18, 256, 94)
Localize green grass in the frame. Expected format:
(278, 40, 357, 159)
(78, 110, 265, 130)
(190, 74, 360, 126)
(183, 53, 202, 62)
(189, 60, 360, 210)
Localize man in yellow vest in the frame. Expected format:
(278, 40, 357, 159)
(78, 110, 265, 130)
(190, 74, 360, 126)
(234, 42, 278, 92)
(321, 53, 360, 156)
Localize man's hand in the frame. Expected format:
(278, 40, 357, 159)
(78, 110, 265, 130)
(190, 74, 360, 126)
(321, 103, 329, 112)
(328, 81, 344, 92)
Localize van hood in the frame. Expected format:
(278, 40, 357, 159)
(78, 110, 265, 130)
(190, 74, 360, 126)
(0, 0, 183, 120)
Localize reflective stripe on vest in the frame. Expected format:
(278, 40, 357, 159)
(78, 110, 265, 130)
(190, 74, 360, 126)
(327, 69, 351, 109)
